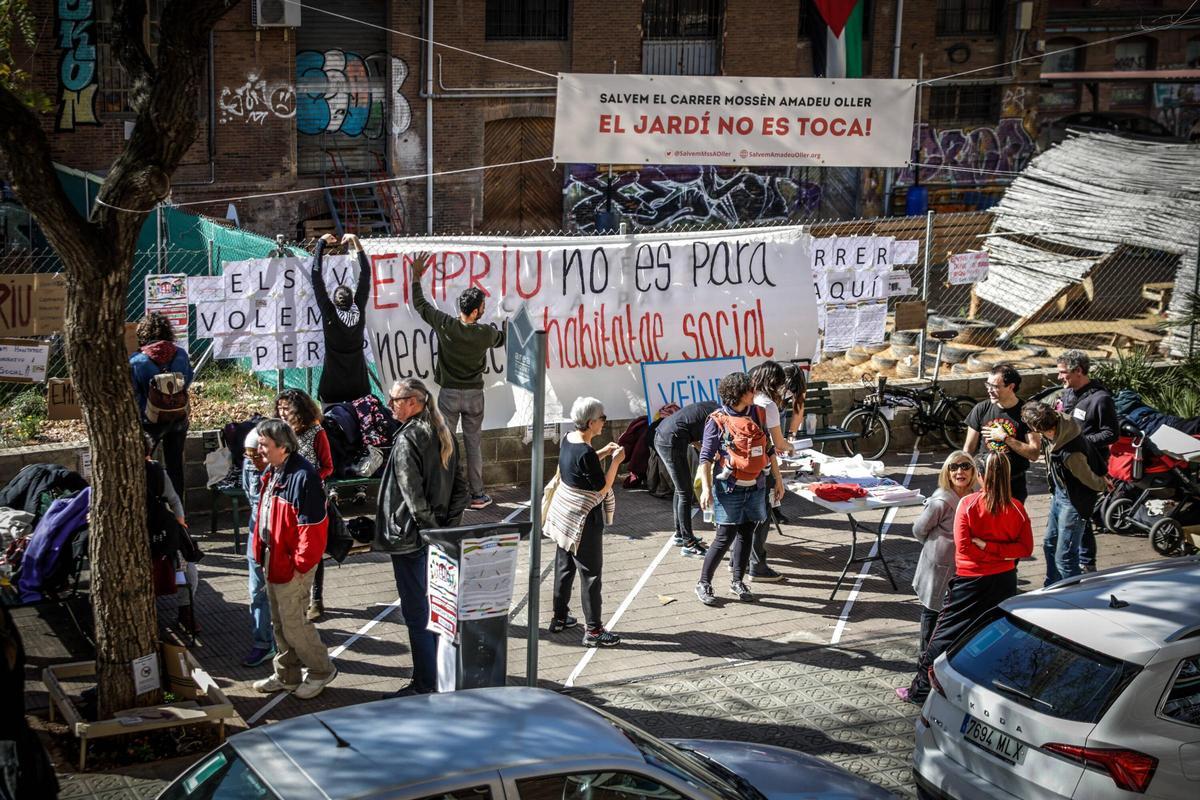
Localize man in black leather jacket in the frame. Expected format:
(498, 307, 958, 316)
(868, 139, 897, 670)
(375, 377, 469, 695)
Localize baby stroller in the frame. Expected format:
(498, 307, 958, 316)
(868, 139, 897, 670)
(1099, 420, 1200, 557)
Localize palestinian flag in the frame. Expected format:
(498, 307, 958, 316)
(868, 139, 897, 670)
(810, 0, 864, 79)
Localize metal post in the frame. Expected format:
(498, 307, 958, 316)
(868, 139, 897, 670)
(913, 54, 924, 191)
(918, 209, 934, 379)
(526, 331, 547, 687)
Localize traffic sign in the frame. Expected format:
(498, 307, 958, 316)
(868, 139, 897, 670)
(505, 302, 539, 393)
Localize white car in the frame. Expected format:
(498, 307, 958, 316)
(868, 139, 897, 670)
(913, 556, 1200, 799)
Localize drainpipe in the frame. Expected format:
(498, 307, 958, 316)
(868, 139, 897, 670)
(426, 0, 434, 234)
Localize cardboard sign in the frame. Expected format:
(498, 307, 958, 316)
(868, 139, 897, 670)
(948, 251, 990, 286)
(125, 322, 140, 356)
(47, 378, 82, 420)
(894, 301, 928, 332)
(0, 339, 49, 383)
(0, 274, 67, 337)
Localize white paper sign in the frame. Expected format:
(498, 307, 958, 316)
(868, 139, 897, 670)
(427, 548, 459, 639)
(823, 305, 859, 352)
(131, 652, 160, 695)
(886, 270, 914, 296)
(554, 74, 918, 167)
(893, 240, 920, 265)
(458, 532, 521, 621)
(948, 251, 990, 285)
(0, 342, 49, 382)
(855, 303, 888, 345)
(640, 356, 747, 417)
(187, 276, 225, 303)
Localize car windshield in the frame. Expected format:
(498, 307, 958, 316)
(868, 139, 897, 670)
(159, 745, 281, 800)
(948, 612, 1141, 723)
(599, 712, 765, 800)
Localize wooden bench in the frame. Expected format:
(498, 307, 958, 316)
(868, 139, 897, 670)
(794, 380, 860, 447)
(209, 476, 381, 555)
(1143, 282, 1174, 315)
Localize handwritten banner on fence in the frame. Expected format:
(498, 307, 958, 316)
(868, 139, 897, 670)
(554, 74, 917, 168)
(0, 274, 67, 337)
(47, 378, 82, 420)
(948, 251, 990, 285)
(0, 339, 49, 383)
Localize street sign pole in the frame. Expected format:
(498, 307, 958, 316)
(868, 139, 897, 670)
(503, 302, 546, 686)
(526, 331, 546, 687)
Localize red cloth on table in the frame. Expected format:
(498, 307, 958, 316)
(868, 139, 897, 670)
(810, 482, 868, 502)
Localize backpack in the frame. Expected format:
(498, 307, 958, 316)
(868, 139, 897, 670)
(710, 406, 769, 483)
(146, 369, 189, 424)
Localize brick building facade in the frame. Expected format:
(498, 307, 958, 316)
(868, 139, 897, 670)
(20, 1, 1071, 239)
(1039, 1, 1200, 141)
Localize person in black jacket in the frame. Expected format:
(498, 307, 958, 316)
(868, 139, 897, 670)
(652, 401, 717, 558)
(1055, 350, 1118, 573)
(1022, 402, 1107, 587)
(374, 377, 469, 696)
(312, 233, 372, 404)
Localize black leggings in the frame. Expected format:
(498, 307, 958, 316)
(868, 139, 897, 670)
(553, 512, 604, 629)
(699, 522, 756, 584)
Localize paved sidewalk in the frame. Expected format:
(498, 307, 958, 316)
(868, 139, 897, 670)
(33, 445, 1157, 797)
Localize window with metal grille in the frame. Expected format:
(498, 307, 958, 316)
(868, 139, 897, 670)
(485, 0, 569, 40)
(643, 0, 723, 39)
(936, 0, 1001, 36)
(95, 0, 162, 115)
(929, 84, 997, 123)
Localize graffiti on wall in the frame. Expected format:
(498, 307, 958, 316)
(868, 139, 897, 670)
(1153, 83, 1200, 139)
(564, 166, 822, 232)
(56, 0, 99, 131)
(217, 73, 296, 125)
(296, 50, 411, 140)
(896, 119, 1036, 186)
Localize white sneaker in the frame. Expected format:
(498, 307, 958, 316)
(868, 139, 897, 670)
(252, 674, 299, 694)
(293, 666, 339, 700)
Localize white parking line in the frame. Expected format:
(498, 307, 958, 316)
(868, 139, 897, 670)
(564, 536, 676, 688)
(829, 446, 922, 646)
(248, 502, 532, 726)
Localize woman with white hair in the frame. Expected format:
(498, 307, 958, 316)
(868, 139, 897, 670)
(546, 397, 625, 647)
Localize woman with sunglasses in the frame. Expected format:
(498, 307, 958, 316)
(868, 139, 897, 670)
(912, 452, 979, 654)
(547, 397, 625, 647)
(898, 452, 1032, 704)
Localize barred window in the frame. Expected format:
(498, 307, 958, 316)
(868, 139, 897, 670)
(95, 0, 162, 115)
(936, 0, 1001, 36)
(485, 0, 569, 40)
(929, 84, 997, 123)
(644, 0, 723, 39)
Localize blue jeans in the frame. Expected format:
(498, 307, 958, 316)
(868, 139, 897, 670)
(247, 532, 273, 650)
(391, 549, 438, 692)
(1078, 522, 1097, 569)
(1044, 490, 1085, 587)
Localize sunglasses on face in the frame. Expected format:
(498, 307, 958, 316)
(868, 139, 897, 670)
(949, 462, 974, 472)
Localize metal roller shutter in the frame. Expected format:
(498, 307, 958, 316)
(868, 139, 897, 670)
(295, 0, 389, 176)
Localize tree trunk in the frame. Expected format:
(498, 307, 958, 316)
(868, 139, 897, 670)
(62, 237, 159, 715)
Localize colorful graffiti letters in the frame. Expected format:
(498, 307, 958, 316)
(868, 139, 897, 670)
(218, 73, 296, 125)
(897, 119, 1036, 186)
(56, 0, 99, 131)
(296, 50, 391, 138)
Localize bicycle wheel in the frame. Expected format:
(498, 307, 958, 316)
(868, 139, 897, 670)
(841, 407, 892, 460)
(939, 397, 975, 450)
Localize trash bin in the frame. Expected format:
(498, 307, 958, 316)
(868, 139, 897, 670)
(422, 521, 529, 691)
(905, 185, 929, 216)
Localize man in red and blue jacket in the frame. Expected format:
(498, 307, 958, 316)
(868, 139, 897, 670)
(248, 419, 337, 700)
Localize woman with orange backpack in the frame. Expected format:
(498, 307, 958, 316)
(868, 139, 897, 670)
(695, 372, 785, 606)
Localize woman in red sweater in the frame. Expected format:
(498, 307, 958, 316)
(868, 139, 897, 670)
(898, 452, 1033, 704)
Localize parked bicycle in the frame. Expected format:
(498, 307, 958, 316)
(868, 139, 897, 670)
(840, 330, 976, 459)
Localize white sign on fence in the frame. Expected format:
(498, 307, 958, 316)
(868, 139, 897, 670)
(948, 251, 990, 285)
(0, 340, 49, 383)
(554, 74, 917, 168)
(640, 356, 747, 420)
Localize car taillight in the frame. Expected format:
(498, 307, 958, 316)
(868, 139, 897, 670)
(1043, 743, 1158, 793)
(928, 667, 946, 698)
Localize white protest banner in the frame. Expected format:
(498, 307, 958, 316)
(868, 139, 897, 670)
(0, 339, 49, 383)
(555, 74, 917, 168)
(360, 227, 817, 430)
(948, 251, 990, 286)
(640, 356, 746, 419)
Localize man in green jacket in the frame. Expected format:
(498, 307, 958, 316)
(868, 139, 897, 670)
(410, 254, 505, 510)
